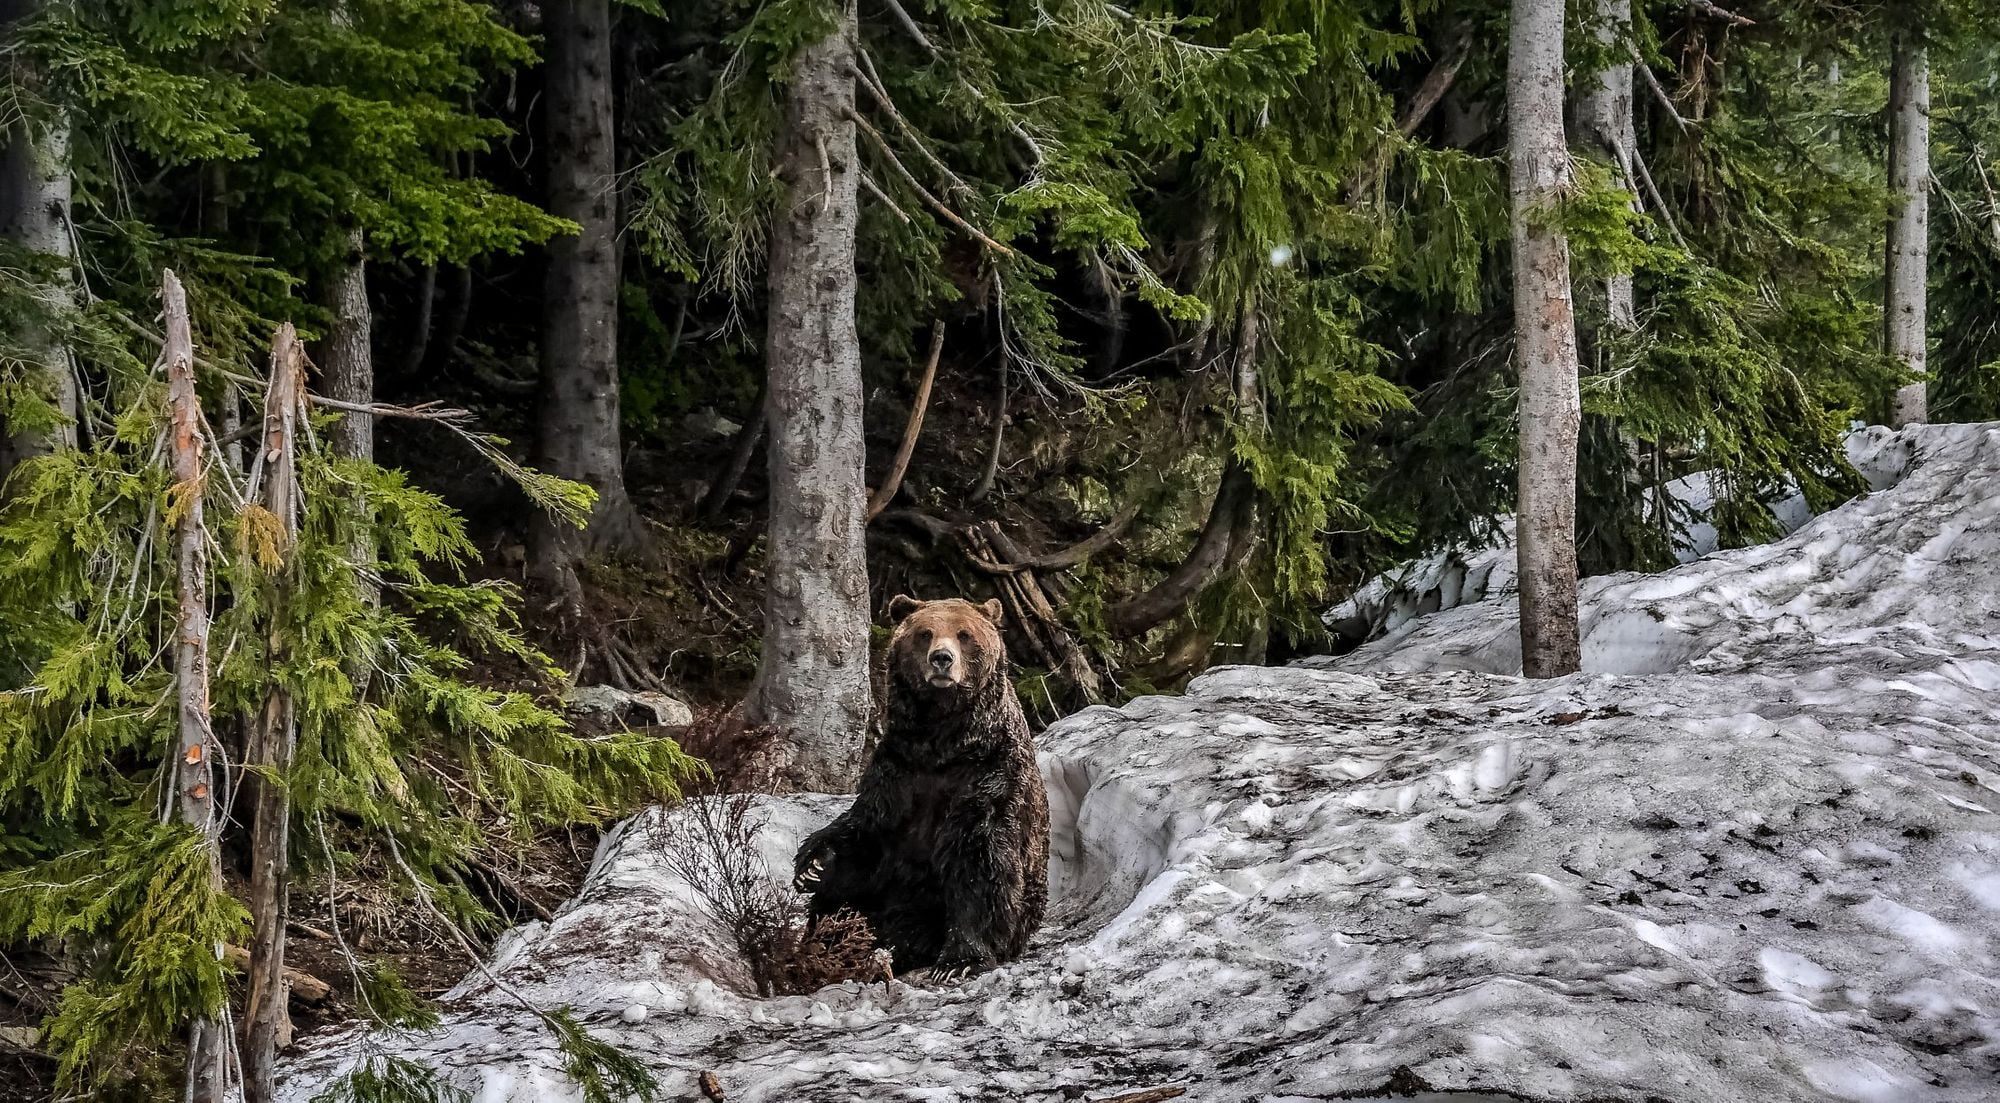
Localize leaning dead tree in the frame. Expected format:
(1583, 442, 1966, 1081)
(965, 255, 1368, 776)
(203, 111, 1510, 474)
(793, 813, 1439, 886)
(162, 268, 231, 1101)
(242, 324, 307, 1103)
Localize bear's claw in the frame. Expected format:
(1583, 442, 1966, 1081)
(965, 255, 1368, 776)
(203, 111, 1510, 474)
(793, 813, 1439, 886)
(792, 856, 824, 892)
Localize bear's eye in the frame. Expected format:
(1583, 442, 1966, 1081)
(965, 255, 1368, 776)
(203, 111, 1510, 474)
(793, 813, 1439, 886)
(916, 629, 932, 643)
(957, 630, 971, 644)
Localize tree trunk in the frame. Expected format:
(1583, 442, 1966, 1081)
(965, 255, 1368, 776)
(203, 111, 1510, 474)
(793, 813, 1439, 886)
(0, 0, 79, 481)
(1509, 0, 1584, 678)
(1577, 0, 1637, 329)
(242, 326, 305, 1103)
(321, 228, 373, 463)
(698, 383, 767, 521)
(533, 0, 645, 600)
(1885, 34, 1930, 427)
(743, 0, 872, 791)
(162, 269, 229, 1102)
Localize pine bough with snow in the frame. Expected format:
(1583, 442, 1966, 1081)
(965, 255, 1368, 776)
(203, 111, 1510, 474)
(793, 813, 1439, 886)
(279, 424, 2000, 1102)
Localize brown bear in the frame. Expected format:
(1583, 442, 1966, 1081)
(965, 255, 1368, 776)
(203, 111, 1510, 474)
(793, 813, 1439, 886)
(792, 595, 1049, 980)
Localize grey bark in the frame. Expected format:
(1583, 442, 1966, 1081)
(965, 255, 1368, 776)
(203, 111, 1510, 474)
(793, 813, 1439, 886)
(744, 0, 873, 791)
(163, 270, 229, 1102)
(1885, 35, 1931, 427)
(534, 0, 644, 598)
(1509, 0, 1584, 678)
(1578, 0, 1637, 329)
(321, 228, 373, 463)
(0, 0, 79, 480)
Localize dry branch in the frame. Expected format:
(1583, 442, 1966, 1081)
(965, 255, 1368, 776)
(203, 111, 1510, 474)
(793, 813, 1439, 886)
(866, 323, 945, 522)
(849, 110, 1014, 257)
(962, 503, 1141, 573)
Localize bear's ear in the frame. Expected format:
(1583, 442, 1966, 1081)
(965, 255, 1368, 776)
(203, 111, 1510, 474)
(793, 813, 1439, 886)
(979, 598, 1004, 625)
(888, 594, 923, 622)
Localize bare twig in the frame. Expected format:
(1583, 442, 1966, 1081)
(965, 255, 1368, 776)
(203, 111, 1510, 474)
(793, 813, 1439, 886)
(866, 322, 946, 522)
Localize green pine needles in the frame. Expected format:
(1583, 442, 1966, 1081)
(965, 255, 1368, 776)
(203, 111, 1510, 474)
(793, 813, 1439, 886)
(0, 311, 695, 1093)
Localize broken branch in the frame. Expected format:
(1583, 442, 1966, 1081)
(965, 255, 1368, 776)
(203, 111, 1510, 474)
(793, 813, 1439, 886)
(866, 322, 946, 522)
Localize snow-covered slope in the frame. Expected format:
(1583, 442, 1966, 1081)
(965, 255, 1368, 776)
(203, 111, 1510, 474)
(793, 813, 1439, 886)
(278, 424, 2000, 1103)
(1324, 425, 1924, 652)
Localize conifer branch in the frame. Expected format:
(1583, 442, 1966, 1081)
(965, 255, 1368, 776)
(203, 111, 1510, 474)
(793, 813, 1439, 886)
(848, 110, 1015, 256)
(872, 0, 1046, 168)
(851, 54, 976, 201)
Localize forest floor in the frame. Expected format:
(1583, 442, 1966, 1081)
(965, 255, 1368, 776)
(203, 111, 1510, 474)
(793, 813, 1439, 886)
(273, 421, 2000, 1102)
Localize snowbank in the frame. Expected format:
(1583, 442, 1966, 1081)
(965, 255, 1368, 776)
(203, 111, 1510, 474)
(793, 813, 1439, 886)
(1324, 425, 1923, 652)
(279, 425, 2000, 1102)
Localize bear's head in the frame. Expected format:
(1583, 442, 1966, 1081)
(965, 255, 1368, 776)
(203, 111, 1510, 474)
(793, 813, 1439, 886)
(887, 595, 1006, 694)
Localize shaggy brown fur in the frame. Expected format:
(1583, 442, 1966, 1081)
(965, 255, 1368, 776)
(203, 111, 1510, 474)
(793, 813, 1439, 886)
(792, 596, 1050, 977)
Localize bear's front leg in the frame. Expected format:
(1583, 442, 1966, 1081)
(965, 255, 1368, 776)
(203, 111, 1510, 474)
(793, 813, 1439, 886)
(918, 817, 1018, 982)
(792, 822, 843, 892)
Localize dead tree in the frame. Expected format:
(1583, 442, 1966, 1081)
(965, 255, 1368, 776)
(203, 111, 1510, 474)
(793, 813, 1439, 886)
(162, 268, 230, 1101)
(242, 324, 307, 1102)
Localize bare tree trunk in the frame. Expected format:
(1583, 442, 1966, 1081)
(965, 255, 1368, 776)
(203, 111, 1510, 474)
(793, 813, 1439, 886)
(1509, 0, 1584, 678)
(162, 270, 229, 1102)
(744, 0, 872, 791)
(534, 0, 645, 600)
(0, 0, 79, 480)
(1578, 0, 1638, 329)
(242, 325, 305, 1103)
(1885, 34, 1931, 427)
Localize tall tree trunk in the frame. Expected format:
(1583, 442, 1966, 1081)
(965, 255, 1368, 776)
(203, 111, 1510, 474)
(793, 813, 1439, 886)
(1885, 34, 1931, 427)
(1509, 0, 1584, 678)
(1578, 0, 1638, 329)
(744, 0, 872, 791)
(162, 270, 229, 1102)
(534, 0, 645, 602)
(242, 326, 305, 1103)
(0, 0, 79, 481)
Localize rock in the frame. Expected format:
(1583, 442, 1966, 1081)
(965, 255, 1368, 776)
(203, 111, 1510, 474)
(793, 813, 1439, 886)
(563, 685, 693, 729)
(0, 1026, 40, 1051)
(680, 407, 743, 441)
(620, 1004, 649, 1024)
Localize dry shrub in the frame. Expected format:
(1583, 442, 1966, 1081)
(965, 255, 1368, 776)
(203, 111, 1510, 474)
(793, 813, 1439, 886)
(649, 792, 888, 997)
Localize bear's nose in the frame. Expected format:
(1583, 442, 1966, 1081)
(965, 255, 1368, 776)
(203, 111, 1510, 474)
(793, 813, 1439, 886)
(928, 649, 954, 671)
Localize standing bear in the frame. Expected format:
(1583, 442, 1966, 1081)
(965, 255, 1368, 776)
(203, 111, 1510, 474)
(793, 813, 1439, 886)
(793, 595, 1049, 979)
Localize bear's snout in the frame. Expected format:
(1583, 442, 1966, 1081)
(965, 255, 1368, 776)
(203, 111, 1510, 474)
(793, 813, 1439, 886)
(927, 644, 960, 684)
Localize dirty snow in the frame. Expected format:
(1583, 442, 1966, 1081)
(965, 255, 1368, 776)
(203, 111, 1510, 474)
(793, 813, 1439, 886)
(280, 424, 2000, 1103)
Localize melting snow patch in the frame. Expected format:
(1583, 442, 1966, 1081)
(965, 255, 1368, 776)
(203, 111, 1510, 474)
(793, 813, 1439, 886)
(279, 425, 2000, 1103)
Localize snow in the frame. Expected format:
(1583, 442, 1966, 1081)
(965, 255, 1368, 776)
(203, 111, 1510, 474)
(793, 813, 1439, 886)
(279, 424, 2000, 1103)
